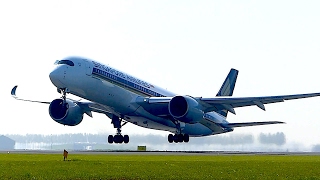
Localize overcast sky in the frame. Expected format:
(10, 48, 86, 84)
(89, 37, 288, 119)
(1, 1, 320, 149)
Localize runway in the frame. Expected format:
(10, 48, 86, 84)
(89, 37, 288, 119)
(1, 150, 320, 155)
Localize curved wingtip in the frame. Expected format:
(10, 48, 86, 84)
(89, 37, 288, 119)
(11, 85, 18, 97)
(10, 85, 50, 104)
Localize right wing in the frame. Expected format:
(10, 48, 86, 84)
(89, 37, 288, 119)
(200, 92, 320, 114)
(145, 92, 320, 115)
(222, 121, 285, 128)
(199, 114, 284, 133)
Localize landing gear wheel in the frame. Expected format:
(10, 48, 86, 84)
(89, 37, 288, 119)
(173, 134, 179, 143)
(108, 135, 114, 144)
(123, 135, 129, 144)
(178, 134, 184, 143)
(108, 134, 129, 144)
(183, 134, 189, 143)
(168, 134, 190, 143)
(114, 135, 124, 144)
(168, 134, 174, 143)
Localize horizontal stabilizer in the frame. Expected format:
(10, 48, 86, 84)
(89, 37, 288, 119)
(223, 121, 284, 128)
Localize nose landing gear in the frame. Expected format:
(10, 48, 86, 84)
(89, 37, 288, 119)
(58, 88, 69, 102)
(57, 88, 70, 110)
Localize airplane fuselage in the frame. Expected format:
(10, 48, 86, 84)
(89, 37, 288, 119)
(49, 57, 231, 136)
(14, 56, 319, 144)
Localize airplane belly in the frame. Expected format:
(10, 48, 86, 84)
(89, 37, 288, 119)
(128, 107, 218, 136)
(126, 106, 176, 132)
(88, 79, 139, 114)
(182, 123, 214, 137)
(125, 116, 176, 132)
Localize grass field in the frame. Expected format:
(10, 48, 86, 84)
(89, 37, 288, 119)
(0, 153, 319, 179)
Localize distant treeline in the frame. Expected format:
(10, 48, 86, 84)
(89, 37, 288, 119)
(258, 132, 286, 146)
(6, 132, 286, 146)
(7, 133, 107, 144)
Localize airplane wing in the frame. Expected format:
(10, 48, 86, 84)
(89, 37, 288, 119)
(200, 92, 320, 114)
(11, 85, 50, 104)
(221, 121, 285, 128)
(146, 92, 320, 114)
(199, 116, 284, 132)
(11, 86, 113, 117)
(76, 101, 114, 117)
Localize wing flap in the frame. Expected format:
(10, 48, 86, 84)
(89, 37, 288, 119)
(77, 102, 114, 115)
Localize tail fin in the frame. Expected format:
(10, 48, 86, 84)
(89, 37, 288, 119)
(216, 68, 239, 117)
(216, 68, 238, 96)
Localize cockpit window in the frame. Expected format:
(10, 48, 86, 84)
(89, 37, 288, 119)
(55, 60, 74, 66)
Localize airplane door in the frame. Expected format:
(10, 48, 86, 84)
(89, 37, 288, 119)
(84, 60, 92, 75)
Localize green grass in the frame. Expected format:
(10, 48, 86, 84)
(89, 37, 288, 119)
(0, 153, 319, 179)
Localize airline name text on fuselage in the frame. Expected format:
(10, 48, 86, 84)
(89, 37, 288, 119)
(92, 61, 152, 89)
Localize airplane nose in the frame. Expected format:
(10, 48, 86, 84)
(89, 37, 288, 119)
(49, 68, 58, 81)
(49, 66, 65, 88)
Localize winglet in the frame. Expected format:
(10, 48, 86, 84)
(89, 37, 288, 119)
(11, 86, 18, 97)
(10, 85, 50, 104)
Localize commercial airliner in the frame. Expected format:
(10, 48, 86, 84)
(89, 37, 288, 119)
(11, 57, 320, 144)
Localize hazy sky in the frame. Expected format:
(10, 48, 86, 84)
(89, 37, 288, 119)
(1, 1, 320, 148)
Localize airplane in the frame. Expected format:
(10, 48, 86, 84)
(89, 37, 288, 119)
(11, 56, 320, 144)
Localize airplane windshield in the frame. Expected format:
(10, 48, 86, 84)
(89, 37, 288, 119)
(55, 60, 74, 66)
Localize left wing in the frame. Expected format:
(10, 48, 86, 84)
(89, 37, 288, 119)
(11, 85, 50, 104)
(11, 85, 113, 117)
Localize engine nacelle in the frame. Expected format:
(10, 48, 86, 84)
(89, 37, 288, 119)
(49, 99, 84, 126)
(168, 95, 204, 124)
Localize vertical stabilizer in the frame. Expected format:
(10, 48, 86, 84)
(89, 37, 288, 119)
(216, 68, 239, 117)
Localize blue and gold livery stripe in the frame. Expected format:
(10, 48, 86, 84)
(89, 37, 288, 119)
(92, 68, 165, 97)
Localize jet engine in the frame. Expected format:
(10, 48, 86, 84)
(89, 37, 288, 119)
(168, 95, 204, 124)
(49, 99, 84, 126)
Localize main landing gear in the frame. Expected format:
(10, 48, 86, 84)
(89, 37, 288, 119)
(108, 134, 129, 144)
(168, 134, 189, 143)
(167, 121, 190, 143)
(108, 115, 130, 144)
